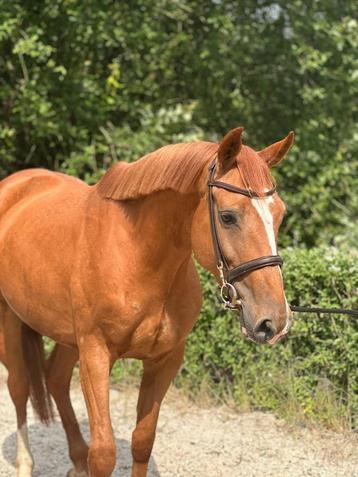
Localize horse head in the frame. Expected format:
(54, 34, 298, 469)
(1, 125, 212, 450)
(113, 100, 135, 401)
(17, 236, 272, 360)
(192, 127, 294, 345)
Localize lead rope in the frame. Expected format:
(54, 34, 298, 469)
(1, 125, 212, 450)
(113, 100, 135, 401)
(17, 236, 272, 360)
(290, 305, 358, 317)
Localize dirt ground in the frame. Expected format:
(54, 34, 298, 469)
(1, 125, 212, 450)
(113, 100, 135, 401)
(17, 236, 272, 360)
(1, 365, 358, 477)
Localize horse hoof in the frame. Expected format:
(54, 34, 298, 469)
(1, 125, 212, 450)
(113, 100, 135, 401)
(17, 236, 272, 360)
(66, 469, 88, 477)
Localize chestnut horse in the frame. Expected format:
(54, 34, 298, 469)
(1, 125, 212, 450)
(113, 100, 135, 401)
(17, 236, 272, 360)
(0, 127, 294, 477)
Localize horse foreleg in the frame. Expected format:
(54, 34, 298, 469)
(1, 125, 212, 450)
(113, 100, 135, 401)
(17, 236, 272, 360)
(131, 343, 185, 477)
(79, 335, 116, 477)
(46, 344, 89, 477)
(3, 307, 34, 477)
(0, 310, 6, 366)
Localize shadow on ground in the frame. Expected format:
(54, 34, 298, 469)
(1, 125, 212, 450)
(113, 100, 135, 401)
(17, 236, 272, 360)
(2, 419, 161, 477)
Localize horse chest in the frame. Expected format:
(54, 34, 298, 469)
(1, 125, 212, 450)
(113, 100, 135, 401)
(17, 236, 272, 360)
(72, 256, 202, 360)
(106, 306, 190, 360)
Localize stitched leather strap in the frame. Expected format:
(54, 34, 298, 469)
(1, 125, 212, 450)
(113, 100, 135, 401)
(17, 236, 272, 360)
(227, 255, 283, 282)
(208, 181, 276, 198)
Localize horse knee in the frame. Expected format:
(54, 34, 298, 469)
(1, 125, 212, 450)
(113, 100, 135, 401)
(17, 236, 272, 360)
(131, 427, 155, 464)
(88, 440, 116, 477)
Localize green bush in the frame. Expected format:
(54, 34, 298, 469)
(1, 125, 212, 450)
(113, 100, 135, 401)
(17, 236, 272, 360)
(176, 246, 358, 429)
(1, 0, 357, 247)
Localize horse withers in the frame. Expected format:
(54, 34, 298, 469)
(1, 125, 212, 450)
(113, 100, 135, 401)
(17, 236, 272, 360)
(0, 127, 294, 477)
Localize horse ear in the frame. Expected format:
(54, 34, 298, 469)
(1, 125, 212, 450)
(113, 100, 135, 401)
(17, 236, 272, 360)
(217, 127, 244, 172)
(258, 131, 295, 167)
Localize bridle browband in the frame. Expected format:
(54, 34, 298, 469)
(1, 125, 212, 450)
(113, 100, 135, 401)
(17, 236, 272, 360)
(207, 159, 283, 309)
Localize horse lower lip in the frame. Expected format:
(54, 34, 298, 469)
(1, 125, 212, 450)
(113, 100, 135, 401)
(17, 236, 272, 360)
(241, 328, 257, 343)
(268, 331, 287, 345)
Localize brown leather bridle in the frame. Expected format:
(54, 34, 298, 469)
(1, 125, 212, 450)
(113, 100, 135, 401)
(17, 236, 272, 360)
(208, 159, 283, 309)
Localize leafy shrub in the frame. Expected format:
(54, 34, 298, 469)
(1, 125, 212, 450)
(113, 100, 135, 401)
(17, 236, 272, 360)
(177, 246, 358, 428)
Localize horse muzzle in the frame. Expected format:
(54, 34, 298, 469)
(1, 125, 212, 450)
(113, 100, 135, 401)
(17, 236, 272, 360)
(239, 307, 293, 345)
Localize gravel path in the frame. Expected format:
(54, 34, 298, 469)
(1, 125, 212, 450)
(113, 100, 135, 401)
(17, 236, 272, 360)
(1, 365, 358, 477)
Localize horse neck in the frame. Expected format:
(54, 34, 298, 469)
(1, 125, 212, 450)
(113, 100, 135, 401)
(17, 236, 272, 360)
(127, 161, 211, 273)
(127, 190, 200, 269)
(191, 193, 216, 275)
(88, 187, 201, 280)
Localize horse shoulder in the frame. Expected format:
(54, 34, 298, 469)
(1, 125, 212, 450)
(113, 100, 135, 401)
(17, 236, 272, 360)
(166, 257, 202, 322)
(146, 258, 203, 357)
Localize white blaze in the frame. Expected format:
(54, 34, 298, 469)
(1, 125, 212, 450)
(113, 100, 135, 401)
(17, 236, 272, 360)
(251, 195, 277, 254)
(251, 195, 293, 328)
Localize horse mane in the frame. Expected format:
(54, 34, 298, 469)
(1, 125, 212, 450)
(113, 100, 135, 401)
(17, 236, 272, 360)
(237, 146, 275, 194)
(96, 141, 218, 200)
(96, 141, 274, 201)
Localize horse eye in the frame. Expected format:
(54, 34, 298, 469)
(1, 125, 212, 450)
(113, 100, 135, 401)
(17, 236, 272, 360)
(219, 211, 237, 226)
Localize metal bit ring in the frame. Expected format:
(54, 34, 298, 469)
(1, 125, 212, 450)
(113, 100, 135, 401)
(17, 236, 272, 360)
(220, 282, 241, 309)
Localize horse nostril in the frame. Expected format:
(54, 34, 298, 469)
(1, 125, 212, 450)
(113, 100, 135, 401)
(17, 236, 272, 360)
(254, 319, 276, 342)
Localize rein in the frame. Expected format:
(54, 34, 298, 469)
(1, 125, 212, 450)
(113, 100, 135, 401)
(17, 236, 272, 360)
(207, 159, 282, 309)
(207, 160, 358, 318)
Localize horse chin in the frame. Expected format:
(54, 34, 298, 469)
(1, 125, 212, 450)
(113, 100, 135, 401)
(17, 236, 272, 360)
(239, 305, 292, 345)
(238, 307, 256, 343)
(240, 322, 290, 345)
(267, 330, 288, 346)
(239, 309, 255, 342)
(267, 319, 292, 346)
(240, 326, 257, 344)
(241, 325, 288, 345)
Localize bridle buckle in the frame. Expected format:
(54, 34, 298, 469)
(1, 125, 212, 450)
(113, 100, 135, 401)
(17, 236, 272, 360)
(217, 261, 225, 284)
(217, 262, 241, 309)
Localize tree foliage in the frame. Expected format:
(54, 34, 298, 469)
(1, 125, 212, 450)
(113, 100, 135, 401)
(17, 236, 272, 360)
(0, 0, 356, 247)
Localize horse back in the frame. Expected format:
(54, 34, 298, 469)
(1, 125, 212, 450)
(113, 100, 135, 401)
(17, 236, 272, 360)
(0, 169, 90, 344)
(0, 168, 87, 220)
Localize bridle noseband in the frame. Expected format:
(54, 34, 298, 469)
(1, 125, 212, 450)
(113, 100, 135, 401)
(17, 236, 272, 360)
(208, 160, 283, 309)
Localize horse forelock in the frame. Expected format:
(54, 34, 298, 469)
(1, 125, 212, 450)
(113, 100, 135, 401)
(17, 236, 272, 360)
(235, 146, 275, 196)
